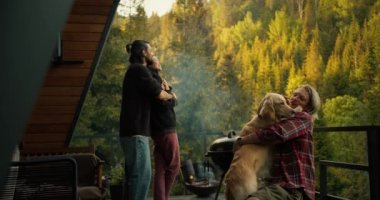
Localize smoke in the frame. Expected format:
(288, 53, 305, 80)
(161, 52, 249, 134)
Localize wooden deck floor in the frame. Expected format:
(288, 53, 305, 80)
(149, 194, 225, 200)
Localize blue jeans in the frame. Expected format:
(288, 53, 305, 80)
(120, 135, 151, 200)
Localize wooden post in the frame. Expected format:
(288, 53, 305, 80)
(320, 163, 327, 200)
(367, 126, 380, 200)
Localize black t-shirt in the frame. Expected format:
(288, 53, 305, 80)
(149, 68, 177, 135)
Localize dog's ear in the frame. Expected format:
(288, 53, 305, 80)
(258, 97, 275, 120)
(283, 95, 290, 105)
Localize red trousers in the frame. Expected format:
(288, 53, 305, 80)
(152, 132, 180, 200)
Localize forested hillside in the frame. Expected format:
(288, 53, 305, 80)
(73, 0, 380, 198)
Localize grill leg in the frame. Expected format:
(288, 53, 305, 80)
(214, 172, 226, 200)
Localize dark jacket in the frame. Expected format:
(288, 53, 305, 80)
(119, 64, 162, 137)
(149, 67, 177, 135)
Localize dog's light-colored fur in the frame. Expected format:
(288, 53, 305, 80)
(224, 93, 299, 200)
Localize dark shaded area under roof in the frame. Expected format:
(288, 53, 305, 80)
(0, 0, 74, 187)
(0, 0, 119, 188)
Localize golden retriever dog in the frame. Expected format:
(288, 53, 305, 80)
(224, 93, 300, 200)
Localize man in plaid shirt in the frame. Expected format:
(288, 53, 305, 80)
(235, 84, 321, 200)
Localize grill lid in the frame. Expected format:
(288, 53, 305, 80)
(208, 137, 236, 152)
(208, 130, 238, 152)
(205, 130, 239, 172)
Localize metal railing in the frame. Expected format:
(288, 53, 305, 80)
(314, 126, 380, 200)
(72, 126, 380, 199)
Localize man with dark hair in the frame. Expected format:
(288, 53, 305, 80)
(120, 40, 174, 200)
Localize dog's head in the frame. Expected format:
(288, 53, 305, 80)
(258, 93, 299, 122)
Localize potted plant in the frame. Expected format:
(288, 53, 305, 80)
(109, 164, 124, 200)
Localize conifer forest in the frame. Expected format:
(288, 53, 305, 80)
(73, 0, 380, 198)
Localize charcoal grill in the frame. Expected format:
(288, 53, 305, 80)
(205, 130, 238, 200)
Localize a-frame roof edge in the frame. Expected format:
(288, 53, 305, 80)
(65, 0, 121, 145)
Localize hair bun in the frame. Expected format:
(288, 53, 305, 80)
(126, 43, 132, 53)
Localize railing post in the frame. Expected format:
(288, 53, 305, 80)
(367, 126, 380, 200)
(320, 162, 327, 200)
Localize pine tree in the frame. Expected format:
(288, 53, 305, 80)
(301, 0, 317, 44)
(286, 65, 306, 95)
(302, 29, 323, 87)
(125, 5, 148, 42)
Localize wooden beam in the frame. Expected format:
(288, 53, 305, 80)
(35, 96, 81, 106)
(22, 142, 66, 149)
(74, 0, 114, 6)
(49, 60, 93, 69)
(71, 6, 111, 15)
(63, 50, 96, 60)
(63, 32, 102, 42)
(23, 133, 67, 143)
(32, 105, 78, 115)
(39, 87, 84, 96)
(67, 14, 108, 24)
(64, 41, 99, 51)
(64, 24, 105, 33)
(28, 114, 75, 124)
(43, 77, 87, 87)
(48, 68, 90, 77)
(25, 124, 71, 134)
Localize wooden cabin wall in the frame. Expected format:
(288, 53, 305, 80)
(23, 0, 117, 150)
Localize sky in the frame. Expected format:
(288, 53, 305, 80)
(118, 0, 176, 16)
(144, 0, 176, 16)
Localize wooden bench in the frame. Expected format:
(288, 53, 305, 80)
(0, 157, 78, 199)
(19, 145, 105, 200)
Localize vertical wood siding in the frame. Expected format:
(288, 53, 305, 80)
(23, 0, 115, 149)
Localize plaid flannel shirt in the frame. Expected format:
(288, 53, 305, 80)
(256, 112, 315, 200)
